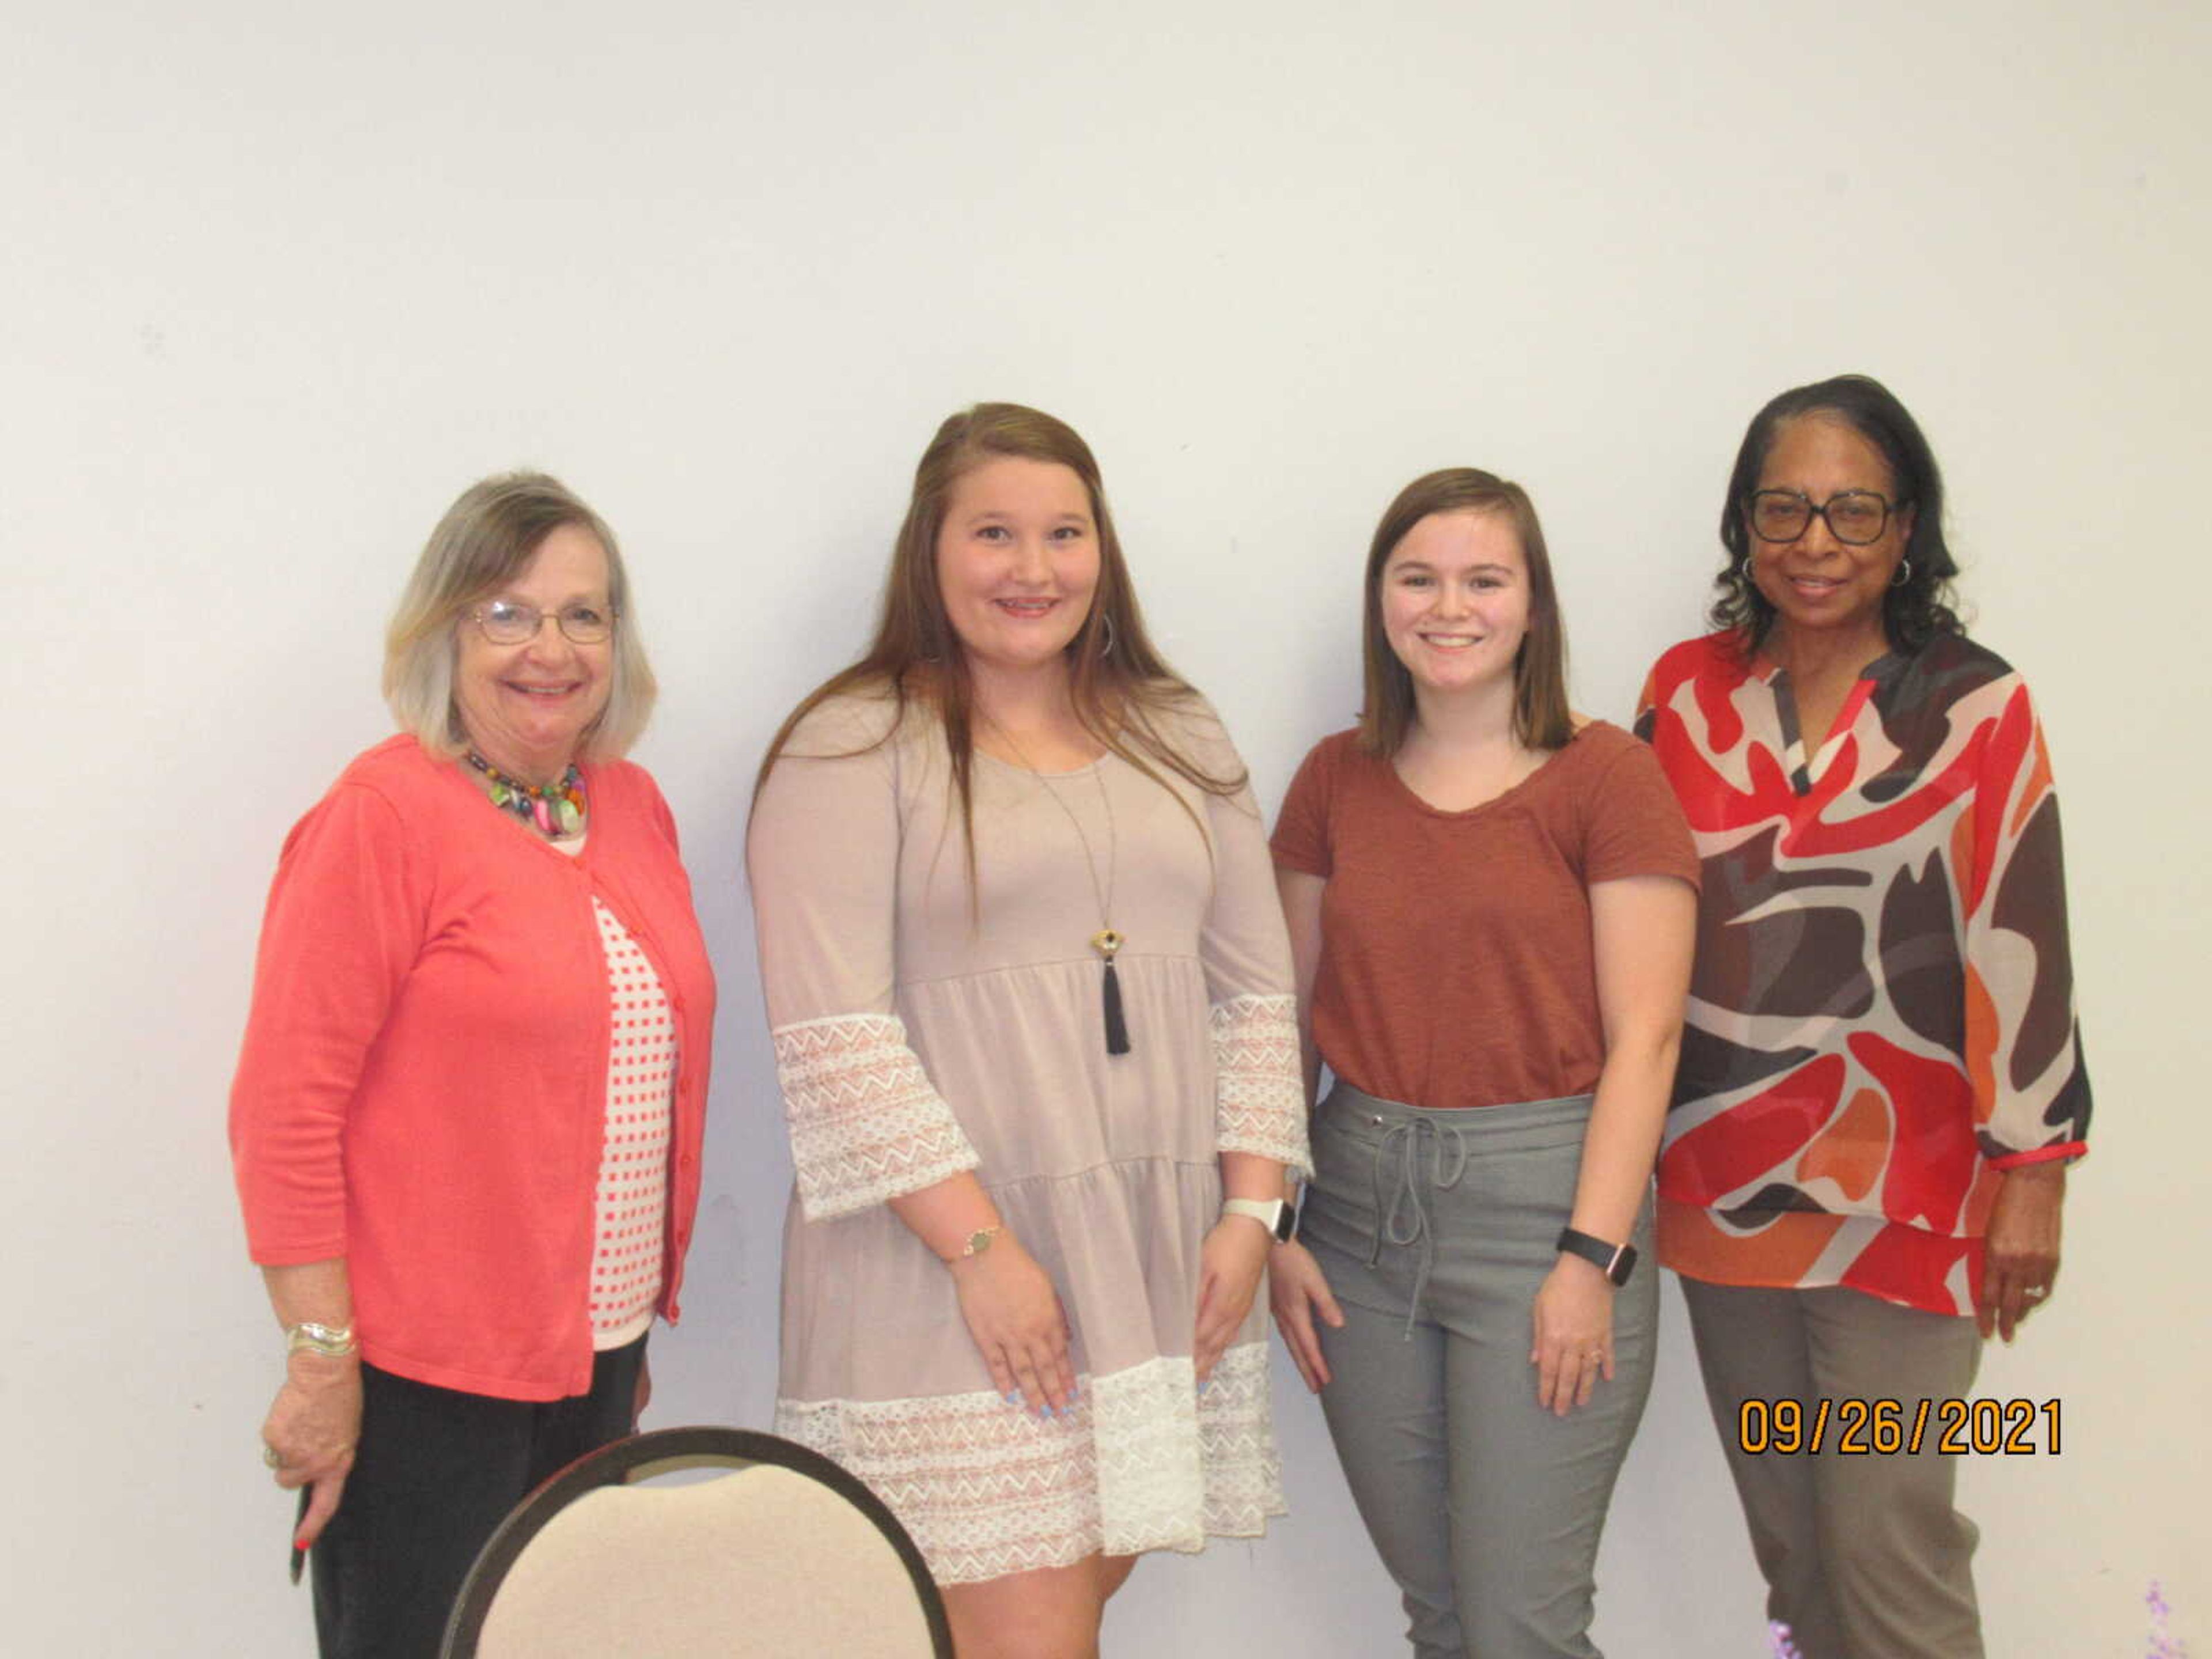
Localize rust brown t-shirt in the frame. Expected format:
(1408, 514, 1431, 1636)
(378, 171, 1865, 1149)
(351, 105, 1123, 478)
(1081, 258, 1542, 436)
(1270, 720, 1698, 1111)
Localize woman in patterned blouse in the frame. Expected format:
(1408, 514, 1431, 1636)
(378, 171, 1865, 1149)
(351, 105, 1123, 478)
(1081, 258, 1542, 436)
(1636, 375, 2091, 1659)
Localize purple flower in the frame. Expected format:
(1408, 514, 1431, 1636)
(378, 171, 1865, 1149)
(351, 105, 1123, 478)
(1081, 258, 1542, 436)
(1763, 1581, 2187, 1657)
(2145, 1579, 2188, 1659)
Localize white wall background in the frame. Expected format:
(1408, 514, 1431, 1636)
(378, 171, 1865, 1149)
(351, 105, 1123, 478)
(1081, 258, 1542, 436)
(5, 2, 2203, 1652)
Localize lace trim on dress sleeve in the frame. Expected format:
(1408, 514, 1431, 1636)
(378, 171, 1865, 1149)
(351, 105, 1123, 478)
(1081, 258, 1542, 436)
(772, 1012, 980, 1221)
(1209, 993, 1310, 1175)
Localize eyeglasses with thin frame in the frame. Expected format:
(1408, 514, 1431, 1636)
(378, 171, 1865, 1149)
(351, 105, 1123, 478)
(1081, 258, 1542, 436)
(1745, 489, 1904, 547)
(467, 598, 618, 646)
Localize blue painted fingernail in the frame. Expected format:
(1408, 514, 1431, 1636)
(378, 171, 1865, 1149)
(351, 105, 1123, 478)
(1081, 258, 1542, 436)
(1005, 1391, 1021, 1406)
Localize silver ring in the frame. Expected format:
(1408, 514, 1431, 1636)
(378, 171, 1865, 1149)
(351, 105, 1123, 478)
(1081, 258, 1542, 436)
(2023, 1287, 2049, 1301)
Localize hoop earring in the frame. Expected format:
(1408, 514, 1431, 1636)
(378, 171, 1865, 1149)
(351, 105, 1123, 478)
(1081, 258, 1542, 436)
(1098, 613, 1116, 657)
(1891, 558, 1913, 589)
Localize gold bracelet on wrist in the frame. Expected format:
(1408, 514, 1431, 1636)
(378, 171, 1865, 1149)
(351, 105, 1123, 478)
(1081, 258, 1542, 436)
(944, 1226, 1002, 1264)
(285, 1321, 358, 1359)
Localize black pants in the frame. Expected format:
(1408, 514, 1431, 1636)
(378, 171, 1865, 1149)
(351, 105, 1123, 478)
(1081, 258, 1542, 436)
(310, 1336, 645, 1659)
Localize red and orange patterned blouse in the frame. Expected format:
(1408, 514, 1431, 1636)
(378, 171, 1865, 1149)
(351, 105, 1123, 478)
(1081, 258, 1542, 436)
(1635, 631, 2091, 1315)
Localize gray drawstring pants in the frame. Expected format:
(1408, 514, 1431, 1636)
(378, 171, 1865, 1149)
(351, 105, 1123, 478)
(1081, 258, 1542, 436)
(1301, 1082, 1656, 1659)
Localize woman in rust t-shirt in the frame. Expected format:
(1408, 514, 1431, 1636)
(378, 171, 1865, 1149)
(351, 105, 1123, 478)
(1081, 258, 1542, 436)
(1268, 468, 1698, 1659)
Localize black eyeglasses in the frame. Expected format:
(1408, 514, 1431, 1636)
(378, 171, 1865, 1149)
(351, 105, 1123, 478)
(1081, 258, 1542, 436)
(1745, 490, 1904, 547)
(468, 599, 618, 645)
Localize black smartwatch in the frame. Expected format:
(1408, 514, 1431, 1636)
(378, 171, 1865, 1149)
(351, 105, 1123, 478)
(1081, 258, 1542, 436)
(1556, 1226, 1638, 1286)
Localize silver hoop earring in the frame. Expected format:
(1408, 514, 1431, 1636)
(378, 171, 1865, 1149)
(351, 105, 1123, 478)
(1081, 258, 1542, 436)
(1099, 613, 1116, 657)
(1891, 558, 1913, 589)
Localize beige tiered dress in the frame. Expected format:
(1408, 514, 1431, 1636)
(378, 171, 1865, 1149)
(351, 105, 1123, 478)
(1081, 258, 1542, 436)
(748, 690, 1309, 1585)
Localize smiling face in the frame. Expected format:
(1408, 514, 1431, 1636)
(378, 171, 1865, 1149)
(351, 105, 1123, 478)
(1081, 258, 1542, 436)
(451, 522, 614, 783)
(1747, 415, 1915, 654)
(1378, 509, 1532, 701)
(934, 454, 1101, 688)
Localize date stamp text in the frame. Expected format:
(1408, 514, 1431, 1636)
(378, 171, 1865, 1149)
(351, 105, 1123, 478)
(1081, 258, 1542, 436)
(1736, 1397, 2061, 1456)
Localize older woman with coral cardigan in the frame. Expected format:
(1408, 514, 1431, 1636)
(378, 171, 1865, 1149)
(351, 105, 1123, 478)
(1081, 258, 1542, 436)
(230, 473, 715, 1658)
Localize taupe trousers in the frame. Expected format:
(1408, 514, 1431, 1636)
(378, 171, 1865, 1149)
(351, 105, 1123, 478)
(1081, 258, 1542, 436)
(1302, 1082, 1656, 1659)
(1679, 1279, 1985, 1659)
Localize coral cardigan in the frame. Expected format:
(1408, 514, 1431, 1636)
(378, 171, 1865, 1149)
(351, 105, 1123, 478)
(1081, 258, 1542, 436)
(230, 736, 717, 1400)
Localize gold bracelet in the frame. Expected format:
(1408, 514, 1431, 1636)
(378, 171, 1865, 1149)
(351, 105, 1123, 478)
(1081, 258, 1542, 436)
(945, 1226, 1002, 1263)
(285, 1321, 358, 1359)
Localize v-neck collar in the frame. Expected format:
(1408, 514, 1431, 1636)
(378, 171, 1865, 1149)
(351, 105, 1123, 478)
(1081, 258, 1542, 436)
(1762, 652, 1900, 797)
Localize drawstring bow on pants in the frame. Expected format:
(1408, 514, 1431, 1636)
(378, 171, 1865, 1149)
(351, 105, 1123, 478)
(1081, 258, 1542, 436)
(1366, 1111, 1469, 1338)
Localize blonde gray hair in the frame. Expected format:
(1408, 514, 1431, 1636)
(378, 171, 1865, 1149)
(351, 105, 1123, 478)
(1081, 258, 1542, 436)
(382, 472, 657, 760)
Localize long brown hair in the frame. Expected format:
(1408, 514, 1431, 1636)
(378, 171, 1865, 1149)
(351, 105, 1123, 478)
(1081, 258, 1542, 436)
(1357, 468, 1572, 757)
(756, 403, 1245, 877)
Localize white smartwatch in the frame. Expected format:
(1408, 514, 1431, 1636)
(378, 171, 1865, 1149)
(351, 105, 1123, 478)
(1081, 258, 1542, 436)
(1222, 1197, 1297, 1243)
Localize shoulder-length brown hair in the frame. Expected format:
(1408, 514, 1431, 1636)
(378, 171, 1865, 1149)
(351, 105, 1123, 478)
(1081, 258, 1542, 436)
(756, 403, 1244, 869)
(1357, 468, 1571, 757)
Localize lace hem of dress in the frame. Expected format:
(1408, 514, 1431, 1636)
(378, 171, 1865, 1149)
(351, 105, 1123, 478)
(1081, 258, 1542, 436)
(1210, 994, 1311, 1176)
(775, 1342, 1284, 1585)
(772, 1012, 980, 1221)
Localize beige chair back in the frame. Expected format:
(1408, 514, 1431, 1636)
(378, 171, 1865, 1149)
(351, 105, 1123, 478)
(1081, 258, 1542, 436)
(442, 1426, 951, 1658)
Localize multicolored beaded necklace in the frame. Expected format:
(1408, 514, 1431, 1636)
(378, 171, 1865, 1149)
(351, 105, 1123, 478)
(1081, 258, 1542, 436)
(464, 750, 587, 838)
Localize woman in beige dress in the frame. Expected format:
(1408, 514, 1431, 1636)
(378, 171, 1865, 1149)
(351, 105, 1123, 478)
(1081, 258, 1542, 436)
(747, 403, 1309, 1658)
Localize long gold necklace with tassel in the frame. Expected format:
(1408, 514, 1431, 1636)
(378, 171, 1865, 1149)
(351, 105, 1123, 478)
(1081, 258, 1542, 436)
(992, 721, 1131, 1056)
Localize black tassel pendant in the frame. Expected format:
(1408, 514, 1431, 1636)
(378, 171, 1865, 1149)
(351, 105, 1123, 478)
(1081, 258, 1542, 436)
(1093, 929, 1131, 1055)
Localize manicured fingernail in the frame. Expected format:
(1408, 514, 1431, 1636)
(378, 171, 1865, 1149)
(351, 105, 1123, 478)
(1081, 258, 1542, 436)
(1199, 1378, 1213, 1396)
(1005, 1391, 1022, 1406)
(293, 1536, 309, 1552)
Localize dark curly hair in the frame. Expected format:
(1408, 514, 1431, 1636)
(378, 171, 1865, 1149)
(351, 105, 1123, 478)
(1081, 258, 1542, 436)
(1711, 373, 1964, 657)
